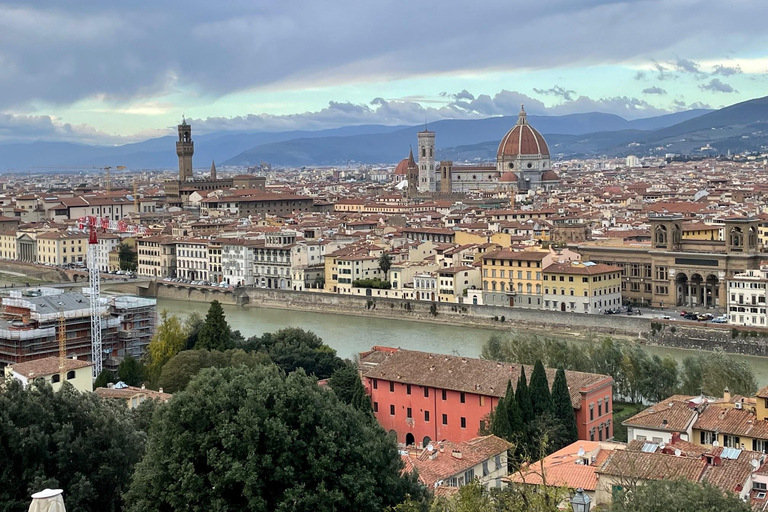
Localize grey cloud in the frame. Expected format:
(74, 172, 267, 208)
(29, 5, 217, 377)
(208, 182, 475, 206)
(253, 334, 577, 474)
(0, 1, 767, 109)
(699, 78, 737, 93)
(0, 113, 156, 144)
(634, 71, 647, 80)
(673, 99, 686, 108)
(712, 64, 743, 76)
(642, 86, 667, 95)
(674, 57, 701, 73)
(688, 101, 712, 109)
(652, 61, 677, 81)
(532, 85, 576, 101)
(452, 90, 475, 101)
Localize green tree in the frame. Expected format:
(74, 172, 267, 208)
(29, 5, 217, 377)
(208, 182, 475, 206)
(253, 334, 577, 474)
(427, 479, 567, 512)
(126, 366, 427, 512)
(94, 368, 114, 388)
(612, 478, 750, 512)
(680, 348, 757, 397)
(117, 354, 145, 387)
(379, 252, 393, 278)
(146, 310, 187, 386)
(195, 300, 233, 351)
(118, 242, 137, 271)
(551, 368, 578, 448)
(515, 367, 534, 425)
(328, 362, 372, 413)
(0, 380, 145, 512)
(158, 348, 270, 394)
(529, 360, 553, 417)
(491, 381, 513, 440)
(243, 327, 345, 379)
(182, 310, 204, 350)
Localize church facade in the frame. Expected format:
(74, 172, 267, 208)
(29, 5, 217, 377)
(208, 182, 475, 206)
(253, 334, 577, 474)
(396, 106, 559, 199)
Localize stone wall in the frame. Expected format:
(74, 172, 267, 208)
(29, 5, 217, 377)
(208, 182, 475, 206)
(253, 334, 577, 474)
(648, 321, 768, 356)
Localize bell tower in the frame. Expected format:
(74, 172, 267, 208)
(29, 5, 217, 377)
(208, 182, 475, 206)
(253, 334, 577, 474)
(417, 129, 435, 192)
(406, 147, 419, 199)
(176, 117, 194, 182)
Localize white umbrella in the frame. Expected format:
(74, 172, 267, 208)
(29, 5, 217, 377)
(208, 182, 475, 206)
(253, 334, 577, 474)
(28, 489, 66, 512)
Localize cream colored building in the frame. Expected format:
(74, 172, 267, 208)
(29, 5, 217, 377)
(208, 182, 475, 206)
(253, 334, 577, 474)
(36, 231, 89, 266)
(137, 236, 177, 278)
(0, 231, 17, 260)
(5, 357, 93, 392)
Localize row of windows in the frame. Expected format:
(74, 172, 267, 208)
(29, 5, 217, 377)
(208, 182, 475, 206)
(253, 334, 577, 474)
(372, 380, 483, 405)
(483, 260, 541, 268)
(589, 397, 611, 421)
(375, 402, 470, 428)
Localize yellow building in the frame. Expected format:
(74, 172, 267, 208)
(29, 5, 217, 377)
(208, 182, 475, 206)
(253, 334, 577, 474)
(542, 261, 623, 314)
(481, 249, 551, 308)
(136, 236, 177, 278)
(5, 357, 93, 392)
(682, 222, 722, 241)
(35, 231, 89, 265)
(0, 231, 17, 260)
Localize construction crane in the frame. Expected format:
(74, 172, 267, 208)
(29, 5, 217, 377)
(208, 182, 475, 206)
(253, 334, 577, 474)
(87, 226, 102, 379)
(104, 166, 126, 194)
(58, 310, 66, 382)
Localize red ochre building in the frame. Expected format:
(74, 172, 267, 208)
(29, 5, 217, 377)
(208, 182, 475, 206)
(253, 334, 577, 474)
(359, 347, 613, 447)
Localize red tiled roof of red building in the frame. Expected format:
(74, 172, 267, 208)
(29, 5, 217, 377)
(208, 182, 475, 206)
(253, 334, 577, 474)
(359, 348, 611, 409)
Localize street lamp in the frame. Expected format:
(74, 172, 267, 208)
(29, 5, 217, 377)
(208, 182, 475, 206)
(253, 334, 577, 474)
(571, 488, 591, 512)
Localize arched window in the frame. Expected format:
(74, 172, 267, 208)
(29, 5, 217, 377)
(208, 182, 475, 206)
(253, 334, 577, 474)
(655, 225, 668, 246)
(67, 370, 76, 380)
(51, 374, 60, 383)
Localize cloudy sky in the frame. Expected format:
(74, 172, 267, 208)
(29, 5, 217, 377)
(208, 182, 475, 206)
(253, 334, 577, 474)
(2, 0, 767, 144)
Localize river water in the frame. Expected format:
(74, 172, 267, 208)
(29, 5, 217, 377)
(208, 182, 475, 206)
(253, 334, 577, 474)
(156, 298, 768, 387)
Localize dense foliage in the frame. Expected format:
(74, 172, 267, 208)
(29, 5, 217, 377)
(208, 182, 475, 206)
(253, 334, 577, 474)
(612, 479, 751, 512)
(146, 310, 188, 385)
(353, 277, 392, 289)
(195, 300, 233, 351)
(126, 366, 426, 512)
(118, 242, 137, 271)
(328, 362, 373, 413)
(241, 327, 345, 379)
(482, 334, 757, 402)
(157, 348, 270, 393)
(117, 354, 145, 386)
(489, 362, 575, 458)
(0, 380, 146, 512)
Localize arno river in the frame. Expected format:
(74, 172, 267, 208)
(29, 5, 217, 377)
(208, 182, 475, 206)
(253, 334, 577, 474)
(156, 298, 768, 387)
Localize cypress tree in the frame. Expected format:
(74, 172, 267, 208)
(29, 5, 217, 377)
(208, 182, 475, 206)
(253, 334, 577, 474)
(195, 300, 233, 351)
(515, 366, 534, 424)
(529, 359, 554, 417)
(506, 385, 524, 437)
(491, 393, 512, 440)
(552, 367, 578, 445)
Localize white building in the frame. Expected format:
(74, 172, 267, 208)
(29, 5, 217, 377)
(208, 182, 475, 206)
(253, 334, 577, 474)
(97, 233, 121, 272)
(413, 272, 437, 301)
(176, 239, 210, 282)
(727, 267, 768, 327)
(253, 232, 300, 290)
(222, 240, 256, 286)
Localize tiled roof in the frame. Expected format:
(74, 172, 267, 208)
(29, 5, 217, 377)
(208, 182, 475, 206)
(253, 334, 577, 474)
(11, 357, 92, 378)
(694, 406, 768, 439)
(598, 450, 706, 481)
(507, 441, 623, 491)
(359, 347, 611, 409)
(402, 435, 511, 487)
(622, 398, 699, 432)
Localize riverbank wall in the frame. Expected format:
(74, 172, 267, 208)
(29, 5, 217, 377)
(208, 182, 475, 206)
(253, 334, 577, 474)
(648, 321, 768, 356)
(154, 282, 649, 336)
(150, 283, 768, 356)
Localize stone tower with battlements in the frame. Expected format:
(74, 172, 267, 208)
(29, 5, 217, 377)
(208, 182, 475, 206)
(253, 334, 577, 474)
(176, 117, 194, 182)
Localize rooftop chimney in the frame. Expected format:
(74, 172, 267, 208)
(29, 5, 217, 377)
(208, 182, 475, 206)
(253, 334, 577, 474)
(723, 387, 731, 402)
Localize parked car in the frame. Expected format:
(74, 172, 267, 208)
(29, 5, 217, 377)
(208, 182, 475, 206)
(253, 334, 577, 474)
(711, 316, 728, 324)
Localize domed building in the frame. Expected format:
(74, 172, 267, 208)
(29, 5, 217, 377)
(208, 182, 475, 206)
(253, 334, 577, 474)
(400, 104, 558, 199)
(496, 105, 557, 191)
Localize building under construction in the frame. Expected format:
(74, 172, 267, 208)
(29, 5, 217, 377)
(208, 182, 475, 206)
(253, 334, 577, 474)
(0, 288, 156, 370)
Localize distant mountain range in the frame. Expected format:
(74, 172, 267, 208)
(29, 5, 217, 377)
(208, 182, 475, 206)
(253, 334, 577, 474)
(2, 96, 768, 171)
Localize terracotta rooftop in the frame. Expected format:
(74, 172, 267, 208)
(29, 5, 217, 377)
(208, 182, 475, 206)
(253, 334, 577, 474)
(622, 397, 700, 432)
(402, 435, 511, 488)
(11, 357, 92, 378)
(359, 347, 612, 410)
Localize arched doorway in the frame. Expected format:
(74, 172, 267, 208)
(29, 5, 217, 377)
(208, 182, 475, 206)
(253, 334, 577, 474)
(405, 433, 415, 446)
(690, 274, 704, 307)
(675, 273, 689, 307)
(705, 274, 719, 308)
(561, 302, 566, 312)
(423, 436, 432, 448)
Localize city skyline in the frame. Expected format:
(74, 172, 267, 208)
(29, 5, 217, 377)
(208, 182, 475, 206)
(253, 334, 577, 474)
(1, 1, 767, 145)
